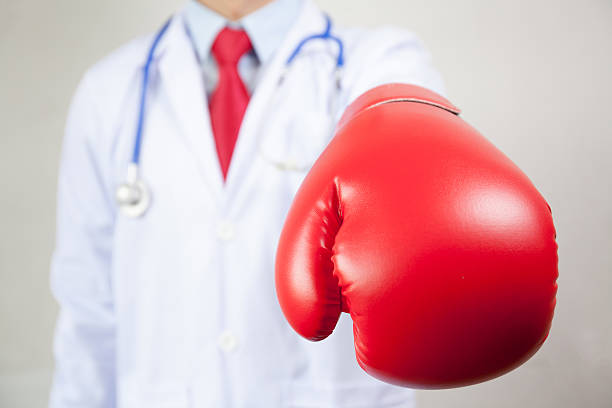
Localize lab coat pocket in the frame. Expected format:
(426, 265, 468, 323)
(285, 382, 415, 408)
(258, 109, 333, 173)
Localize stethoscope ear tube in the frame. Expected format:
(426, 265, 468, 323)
(285, 14, 343, 69)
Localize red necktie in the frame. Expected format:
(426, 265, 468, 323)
(209, 27, 253, 180)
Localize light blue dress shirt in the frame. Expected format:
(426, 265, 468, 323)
(182, 0, 303, 96)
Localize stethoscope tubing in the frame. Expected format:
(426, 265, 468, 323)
(132, 17, 172, 167)
(118, 13, 344, 217)
(286, 14, 343, 68)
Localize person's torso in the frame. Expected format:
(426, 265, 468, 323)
(85, 2, 418, 406)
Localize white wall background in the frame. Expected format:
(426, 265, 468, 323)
(1, 0, 611, 406)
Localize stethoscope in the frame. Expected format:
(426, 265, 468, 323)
(115, 15, 344, 218)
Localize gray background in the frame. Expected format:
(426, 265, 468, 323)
(1, 0, 611, 406)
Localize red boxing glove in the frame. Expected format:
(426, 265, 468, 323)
(275, 84, 558, 388)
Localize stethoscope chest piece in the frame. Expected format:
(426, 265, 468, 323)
(115, 167, 151, 218)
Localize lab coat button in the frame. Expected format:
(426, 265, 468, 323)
(218, 331, 238, 353)
(216, 221, 235, 241)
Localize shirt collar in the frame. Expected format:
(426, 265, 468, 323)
(182, 0, 303, 65)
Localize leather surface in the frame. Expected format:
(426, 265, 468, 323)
(275, 83, 558, 388)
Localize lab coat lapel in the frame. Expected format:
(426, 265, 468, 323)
(223, 0, 326, 203)
(157, 16, 224, 201)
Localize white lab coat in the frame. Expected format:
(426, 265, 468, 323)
(50, 1, 444, 407)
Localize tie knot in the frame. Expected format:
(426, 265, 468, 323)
(211, 27, 252, 65)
